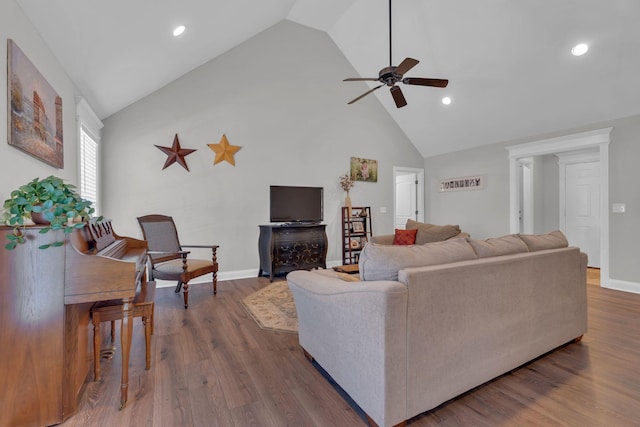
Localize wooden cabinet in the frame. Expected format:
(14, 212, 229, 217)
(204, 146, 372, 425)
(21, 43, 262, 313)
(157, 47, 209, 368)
(342, 207, 372, 265)
(258, 224, 328, 281)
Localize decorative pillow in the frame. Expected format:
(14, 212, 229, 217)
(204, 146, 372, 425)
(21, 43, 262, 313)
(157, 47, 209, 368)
(393, 228, 417, 245)
(406, 219, 461, 244)
(358, 238, 478, 281)
(468, 234, 529, 258)
(518, 230, 569, 251)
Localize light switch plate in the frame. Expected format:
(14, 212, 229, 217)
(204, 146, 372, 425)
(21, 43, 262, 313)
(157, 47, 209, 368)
(612, 203, 626, 213)
(379, 206, 387, 214)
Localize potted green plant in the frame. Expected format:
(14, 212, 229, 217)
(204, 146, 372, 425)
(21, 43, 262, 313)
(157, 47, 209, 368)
(2, 175, 97, 250)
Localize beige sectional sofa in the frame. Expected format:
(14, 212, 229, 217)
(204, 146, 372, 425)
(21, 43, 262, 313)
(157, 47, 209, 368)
(370, 219, 468, 245)
(287, 231, 587, 427)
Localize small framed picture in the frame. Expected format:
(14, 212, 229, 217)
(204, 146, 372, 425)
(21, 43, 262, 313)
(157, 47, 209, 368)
(350, 238, 360, 249)
(352, 221, 364, 233)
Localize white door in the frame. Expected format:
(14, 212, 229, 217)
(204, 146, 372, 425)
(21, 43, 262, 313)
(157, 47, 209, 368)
(395, 173, 417, 229)
(565, 161, 600, 267)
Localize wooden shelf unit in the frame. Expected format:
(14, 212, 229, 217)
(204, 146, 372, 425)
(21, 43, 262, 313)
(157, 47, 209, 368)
(341, 206, 372, 265)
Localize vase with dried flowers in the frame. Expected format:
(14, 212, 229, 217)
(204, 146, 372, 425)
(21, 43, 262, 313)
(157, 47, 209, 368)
(339, 173, 355, 217)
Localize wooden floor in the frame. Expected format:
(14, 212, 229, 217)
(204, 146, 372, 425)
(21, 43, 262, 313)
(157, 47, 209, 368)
(61, 269, 640, 427)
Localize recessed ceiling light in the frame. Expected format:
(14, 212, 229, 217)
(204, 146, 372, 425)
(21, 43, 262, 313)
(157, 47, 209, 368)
(571, 43, 588, 56)
(442, 96, 452, 105)
(173, 25, 186, 37)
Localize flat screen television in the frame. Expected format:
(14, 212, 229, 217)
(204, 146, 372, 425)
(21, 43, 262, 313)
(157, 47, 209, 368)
(270, 185, 323, 223)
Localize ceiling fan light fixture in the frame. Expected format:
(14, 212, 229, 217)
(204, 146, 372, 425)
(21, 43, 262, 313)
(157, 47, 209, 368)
(173, 25, 186, 37)
(442, 96, 452, 105)
(571, 43, 588, 56)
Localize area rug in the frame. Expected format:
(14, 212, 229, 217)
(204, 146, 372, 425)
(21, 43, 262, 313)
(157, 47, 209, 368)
(242, 281, 298, 333)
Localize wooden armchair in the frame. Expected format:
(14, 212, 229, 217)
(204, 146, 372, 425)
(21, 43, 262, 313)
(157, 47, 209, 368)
(137, 215, 219, 309)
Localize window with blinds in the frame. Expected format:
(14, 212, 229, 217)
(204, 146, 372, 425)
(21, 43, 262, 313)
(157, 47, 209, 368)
(80, 126, 99, 215)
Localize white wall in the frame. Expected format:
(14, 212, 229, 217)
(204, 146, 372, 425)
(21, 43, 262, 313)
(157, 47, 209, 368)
(424, 143, 510, 239)
(538, 154, 559, 233)
(0, 0, 80, 201)
(101, 20, 424, 277)
(609, 115, 640, 285)
(425, 114, 640, 290)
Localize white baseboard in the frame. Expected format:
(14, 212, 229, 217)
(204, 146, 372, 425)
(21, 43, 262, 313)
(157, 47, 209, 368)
(603, 279, 640, 295)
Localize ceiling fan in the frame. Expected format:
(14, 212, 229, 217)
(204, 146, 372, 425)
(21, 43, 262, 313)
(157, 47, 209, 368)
(343, 0, 449, 108)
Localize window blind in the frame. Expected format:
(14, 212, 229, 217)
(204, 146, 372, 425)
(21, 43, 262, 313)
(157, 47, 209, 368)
(80, 125, 99, 215)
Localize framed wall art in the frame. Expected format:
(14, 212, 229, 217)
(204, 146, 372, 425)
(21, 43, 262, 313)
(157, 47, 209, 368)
(352, 221, 364, 233)
(7, 39, 64, 168)
(350, 157, 378, 182)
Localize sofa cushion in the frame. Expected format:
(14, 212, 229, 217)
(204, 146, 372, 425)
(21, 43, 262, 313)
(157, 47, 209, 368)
(468, 234, 529, 258)
(406, 219, 461, 244)
(359, 238, 478, 281)
(518, 230, 569, 251)
(393, 229, 418, 245)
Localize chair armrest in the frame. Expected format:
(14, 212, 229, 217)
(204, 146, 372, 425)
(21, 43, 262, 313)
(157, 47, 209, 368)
(147, 250, 190, 256)
(180, 245, 218, 261)
(147, 250, 190, 264)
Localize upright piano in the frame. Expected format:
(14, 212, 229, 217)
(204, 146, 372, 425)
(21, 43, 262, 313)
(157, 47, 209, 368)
(0, 219, 146, 427)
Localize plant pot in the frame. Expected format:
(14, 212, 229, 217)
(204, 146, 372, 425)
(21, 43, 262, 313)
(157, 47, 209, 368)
(30, 210, 51, 225)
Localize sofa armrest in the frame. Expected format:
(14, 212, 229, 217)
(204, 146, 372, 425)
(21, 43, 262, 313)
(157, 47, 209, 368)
(287, 270, 409, 427)
(370, 234, 395, 245)
(449, 231, 470, 239)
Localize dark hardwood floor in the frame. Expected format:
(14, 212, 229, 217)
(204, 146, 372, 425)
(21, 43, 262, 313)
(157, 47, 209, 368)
(61, 270, 640, 426)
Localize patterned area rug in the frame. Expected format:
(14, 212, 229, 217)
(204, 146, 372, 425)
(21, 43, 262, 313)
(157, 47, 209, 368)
(242, 281, 298, 333)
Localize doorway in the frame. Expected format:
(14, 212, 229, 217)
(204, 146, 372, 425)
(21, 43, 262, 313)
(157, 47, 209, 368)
(506, 127, 611, 286)
(559, 151, 601, 268)
(517, 158, 534, 234)
(393, 167, 424, 229)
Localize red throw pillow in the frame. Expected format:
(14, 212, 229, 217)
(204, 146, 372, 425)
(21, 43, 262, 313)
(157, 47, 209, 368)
(393, 228, 417, 245)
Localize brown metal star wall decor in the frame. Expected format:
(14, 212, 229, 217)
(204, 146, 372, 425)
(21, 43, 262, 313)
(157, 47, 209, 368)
(155, 134, 197, 171)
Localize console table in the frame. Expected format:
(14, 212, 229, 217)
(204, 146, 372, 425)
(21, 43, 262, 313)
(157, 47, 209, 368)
(258, 224, 328, 281)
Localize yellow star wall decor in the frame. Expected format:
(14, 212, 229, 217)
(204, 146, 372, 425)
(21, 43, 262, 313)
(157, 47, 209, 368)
(155, 134, 197, 171)
(208, 134, 241, 166)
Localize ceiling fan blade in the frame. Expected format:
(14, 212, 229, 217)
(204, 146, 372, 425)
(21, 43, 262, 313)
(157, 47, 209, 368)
(343, 77, 379, 82)
(402, 77, 449, 88)
(395, 57, 419, 76)
(347, 84, 384, 104)
(390, 85, 407, 108)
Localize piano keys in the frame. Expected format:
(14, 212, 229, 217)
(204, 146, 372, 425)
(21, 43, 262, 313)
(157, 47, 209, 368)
(65, 219, 147, 409)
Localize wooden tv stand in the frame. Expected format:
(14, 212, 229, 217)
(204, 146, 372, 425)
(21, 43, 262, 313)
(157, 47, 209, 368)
(258, 223, 327, 281)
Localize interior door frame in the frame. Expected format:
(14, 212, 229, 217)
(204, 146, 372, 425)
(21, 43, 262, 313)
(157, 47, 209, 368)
(393, 166, 425, 228)
(517, 157, 534, 234)
(506, 127, 611, 286)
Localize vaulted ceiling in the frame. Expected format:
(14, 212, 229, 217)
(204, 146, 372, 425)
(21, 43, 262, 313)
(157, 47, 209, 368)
(16, 0, 640, 157)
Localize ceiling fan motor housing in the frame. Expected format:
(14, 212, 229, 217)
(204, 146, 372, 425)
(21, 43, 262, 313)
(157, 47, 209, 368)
(379, 66, 401, 86)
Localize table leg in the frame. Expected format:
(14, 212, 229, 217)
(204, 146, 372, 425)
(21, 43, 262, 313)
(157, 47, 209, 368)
(119, 297, 133, 409)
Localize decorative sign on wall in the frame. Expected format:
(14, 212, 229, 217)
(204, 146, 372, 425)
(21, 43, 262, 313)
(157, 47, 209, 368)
(155, 134, 196, 171)
(208, 134, 241, 166)
(439, 175, 485, 192)
(7, 39, 64, 168)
